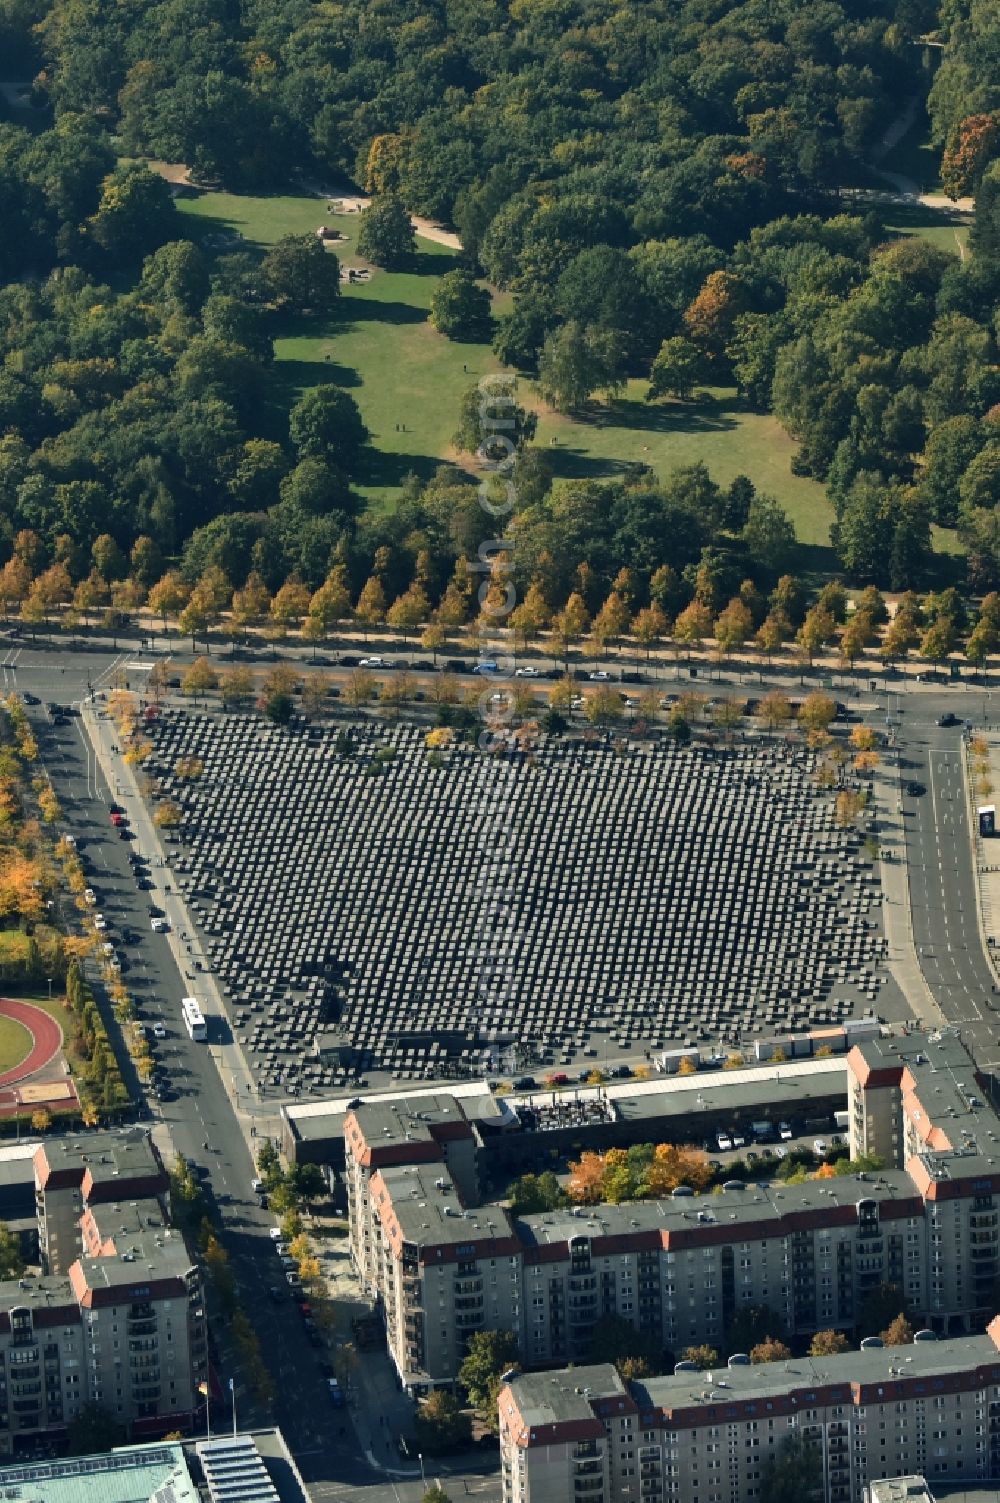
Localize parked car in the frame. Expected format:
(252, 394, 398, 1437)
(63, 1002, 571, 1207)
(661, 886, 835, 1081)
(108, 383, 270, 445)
(358, 656, 386, 669)
(938, 712, 960, 727)
(813, 1139, 828, 1157)
(514, 666, 540, 678)
(153, 1023, 167, 1039)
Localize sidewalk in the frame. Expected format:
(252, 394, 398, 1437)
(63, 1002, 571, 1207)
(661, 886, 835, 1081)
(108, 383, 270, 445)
(872, 752, 946, 1028)
(963, 733, 1000, 979)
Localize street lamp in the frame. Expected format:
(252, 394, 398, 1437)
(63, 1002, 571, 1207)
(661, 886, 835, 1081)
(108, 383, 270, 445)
(418, 1453, 427, 1489)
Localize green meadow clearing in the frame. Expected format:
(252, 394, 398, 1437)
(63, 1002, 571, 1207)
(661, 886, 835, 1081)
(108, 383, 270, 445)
(175, 187, 965, 568)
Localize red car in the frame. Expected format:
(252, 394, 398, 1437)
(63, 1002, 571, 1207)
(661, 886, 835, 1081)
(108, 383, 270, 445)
(110, 812, 124, 827)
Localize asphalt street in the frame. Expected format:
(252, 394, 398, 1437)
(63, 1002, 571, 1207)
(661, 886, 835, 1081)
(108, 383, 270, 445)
(16, 636, 503, 1502)
(5, 626, 1000, 1503)
(886, 699, 1000, 1068)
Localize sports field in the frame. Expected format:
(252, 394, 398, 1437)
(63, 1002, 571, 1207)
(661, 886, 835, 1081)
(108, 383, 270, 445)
(0, 1012, 31, 1073)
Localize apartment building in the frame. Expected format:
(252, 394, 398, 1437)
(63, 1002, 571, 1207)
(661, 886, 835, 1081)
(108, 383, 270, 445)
(369, 1161, 517, 1385)
(0, 1130, 205, 1454)
(351, 1029, 1000, 1392)
(499, 1320, 1000, 1503)
(34, 1130, 170, 1276)
(848, 1030, 1000, 1331)
(344, 1096, 479, 1296)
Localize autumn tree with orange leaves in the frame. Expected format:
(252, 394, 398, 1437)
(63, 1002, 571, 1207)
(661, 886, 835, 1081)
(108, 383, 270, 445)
(941, 113, 1000, 199)
(567, 1141, 713, 1204)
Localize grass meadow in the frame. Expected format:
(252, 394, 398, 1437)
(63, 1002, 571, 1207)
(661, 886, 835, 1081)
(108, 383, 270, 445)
(176, 187, 967, 570)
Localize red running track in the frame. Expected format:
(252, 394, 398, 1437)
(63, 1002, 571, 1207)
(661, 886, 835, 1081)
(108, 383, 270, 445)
(0, 999, 63, 1086)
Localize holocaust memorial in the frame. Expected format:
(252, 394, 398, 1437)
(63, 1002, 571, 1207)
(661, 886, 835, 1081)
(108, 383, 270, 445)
(141, 709, 889, 1089)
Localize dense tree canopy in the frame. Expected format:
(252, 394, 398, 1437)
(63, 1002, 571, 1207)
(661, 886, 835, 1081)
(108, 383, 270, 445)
(0, 0, 999, 607)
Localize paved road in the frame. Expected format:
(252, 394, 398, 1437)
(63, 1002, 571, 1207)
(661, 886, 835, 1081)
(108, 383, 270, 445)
(891, 701, 1000, 1070)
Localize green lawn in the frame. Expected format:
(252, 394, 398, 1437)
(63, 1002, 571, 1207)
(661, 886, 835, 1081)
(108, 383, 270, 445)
(177, 188, 979, 574)
(177, 189, 502, 498)
(177, 191, 364, 250)
(0, 1012, 32, 1073)
(531, 385, 836, 554)
(885, 204, 969, 257)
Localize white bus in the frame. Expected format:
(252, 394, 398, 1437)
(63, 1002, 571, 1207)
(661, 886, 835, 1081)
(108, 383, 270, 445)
(181, 996, 207, 1041)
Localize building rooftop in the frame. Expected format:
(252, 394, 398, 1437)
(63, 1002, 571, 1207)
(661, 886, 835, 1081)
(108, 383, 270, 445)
(635, 1331, 1000, 1413)
(506, 1330, 1000, 1440)
(345, 1094, 474, 1164)
(506, 1365, 626, 1430)
(374, 1162, 514, 1250)
(870, 1482, 937, 1503)
(286, 1079, 499, 1142)
(35, 1129, 165, 1195)
(70, 1229, 196, 1305)
(196, 1435, 280, 1503)
(0, 1443, 197, 1503)
(516, 1166, 920, 1252)
(242, 1430, 310, 1503)
(0, 1274, 77, 1316)
(85, 1197, 169, 1249)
